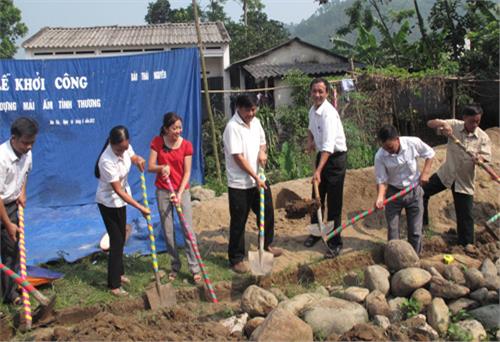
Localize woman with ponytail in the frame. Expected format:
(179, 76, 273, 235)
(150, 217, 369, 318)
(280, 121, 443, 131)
(95, 125, 150, 296)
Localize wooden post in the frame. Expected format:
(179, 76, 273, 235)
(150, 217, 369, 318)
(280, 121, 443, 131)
(193, 0, 222, 183)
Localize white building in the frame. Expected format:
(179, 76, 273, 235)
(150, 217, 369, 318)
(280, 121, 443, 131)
(22, 22, 231, 115)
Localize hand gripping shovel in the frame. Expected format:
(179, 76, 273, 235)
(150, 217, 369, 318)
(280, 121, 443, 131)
(140, 173, 176, 310)
(249, 168, 274, 276)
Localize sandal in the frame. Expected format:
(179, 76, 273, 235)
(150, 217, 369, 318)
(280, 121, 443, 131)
(168, 272, 178, 281)
(193, 273, 202, 284)
(110, 287, 129, 297)
(121, 275, 131, 285)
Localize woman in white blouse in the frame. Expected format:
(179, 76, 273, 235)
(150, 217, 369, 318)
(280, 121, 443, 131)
(95, 125, 150, 296)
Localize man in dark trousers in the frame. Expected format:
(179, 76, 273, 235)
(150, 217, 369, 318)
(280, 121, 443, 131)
(0, 117, 38, 305)
(303, 78, 347, 258)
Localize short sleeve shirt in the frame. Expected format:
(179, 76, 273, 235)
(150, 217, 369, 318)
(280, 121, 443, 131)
(375, 136, 435, 189)
(223, 112, 266, 189)
(0, 140, 32, 204)
(308, 100, 347, 153)
(95, 143, 135, 208)
(437, 119, 492, 195)
(150, 136, 193, 191)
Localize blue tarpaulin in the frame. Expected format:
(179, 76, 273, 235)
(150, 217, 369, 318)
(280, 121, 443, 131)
(0, 49, 202, 264)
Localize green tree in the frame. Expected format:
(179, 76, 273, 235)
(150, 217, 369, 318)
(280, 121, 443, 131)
(206, 0, 228, 22)
(0, 0, 28, 58)
(145, 0, 171, 24)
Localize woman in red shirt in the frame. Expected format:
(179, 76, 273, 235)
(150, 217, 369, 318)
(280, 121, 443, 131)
(148, 112, 201, 283)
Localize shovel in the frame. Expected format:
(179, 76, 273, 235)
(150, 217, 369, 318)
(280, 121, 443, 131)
(249, 168, 274, 276)
(140, 173, 176, 310)
(484, 213, 499, 241)
(17, 205, 32, 330)
(311, 181, 334, 253)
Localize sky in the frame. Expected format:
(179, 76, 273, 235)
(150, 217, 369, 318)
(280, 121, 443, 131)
(14, 0, 322, 58)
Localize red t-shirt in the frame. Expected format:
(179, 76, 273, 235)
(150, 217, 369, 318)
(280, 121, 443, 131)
(150, 136, 193, 191)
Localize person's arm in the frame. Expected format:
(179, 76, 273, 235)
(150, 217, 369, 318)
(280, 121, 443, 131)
(307, 130, 315, 153)
(147, 148, 170, 177)
(420, 158, 433, 185)
(375, 183, 388, 209)
(177, 155, 192, 199)
(110, 181, 150, 217)
(130, 154, 146, 173)
(414, 137, 435, 186)
(0, 199, 19, 242)
(427, 119, 452, 137)
(17, 179, 27, 208)
(313, 151, 332, 184)
(374, 153, 388, 209)
(258, 144, 267, 167)
(233, 154, 266, 189)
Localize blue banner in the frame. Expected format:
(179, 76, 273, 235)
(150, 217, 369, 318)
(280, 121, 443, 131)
(0, 49, 202, 263)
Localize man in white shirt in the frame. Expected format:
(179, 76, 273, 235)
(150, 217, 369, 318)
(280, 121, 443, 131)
(303, 78, 347, 258)
(374, 125, 434, 254)
(0, 117, 38, 305)
(223, 94, 282, 274)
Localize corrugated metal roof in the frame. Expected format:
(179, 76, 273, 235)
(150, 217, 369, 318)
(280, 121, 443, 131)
(23, 22, 230, 49)
(243, 63, 355, 80)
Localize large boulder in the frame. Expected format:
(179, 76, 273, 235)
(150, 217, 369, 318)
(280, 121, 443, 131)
(189, 186, 216, 201)
(495, 258, 500, 275)
(302, 297, 368, 336)
(384, 240, 420, 272)
(448, 298, 480, 315)
(427, 298, 449, 336)
(480, 258, 497, 279)
(469, 288, 489, 304)
(411, 288, 432, 310)
(443, 264, 466, 285)
(391, 267, 432, 297)
(428, 276, 470, 299)
(468, 304, 500, 329)
(465, 268, 486, 291)
(364, 265, 391, 295)
(250, 308, 313, 342)
(241, 285, 278, 317)
(335, 286, 369, 303)
(365, 290, 390, 318)
(277, 292, 326, 316)
(244, 317, 265, 338)
(483, 275, 500, 291)
(456, 320, 487, 342)
(338, 323, 388, 341)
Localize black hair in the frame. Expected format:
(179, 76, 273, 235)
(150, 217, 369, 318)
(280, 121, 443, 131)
(463, 104, 483, 117)
(309, 78, 330, 92)
(94, 125, 130, 178)
(11, 117, 39, 137)
(160, 112, 182, 136)
(235, 94, 257, 109)
(377, 124, 400, 143)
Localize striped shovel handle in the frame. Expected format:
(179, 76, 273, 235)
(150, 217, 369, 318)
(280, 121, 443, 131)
(486, 213, 500, 225)
(18, 205, 32, 328)
(139, 173, 160, 280)
(449, 134, 500, 184)
(0, 262, 49, 306)
(258, 168, 265, 253)
(164, 176, 218, 303)
(326, 183, 418, 241)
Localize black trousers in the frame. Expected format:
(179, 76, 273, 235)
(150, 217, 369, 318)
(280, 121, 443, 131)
(1, 201, 20, 304)
(227, 182, 274, 266)
(311, 151, 347, 247)
(423, 173, 474, 246)
(98, 204, 126, 289)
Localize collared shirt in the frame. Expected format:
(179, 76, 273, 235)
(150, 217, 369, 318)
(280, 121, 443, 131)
(223, 111, 266, 189)
(375, 136, 435, 189)
(0, 140, 32, 204)
(308, 100, 347, 153)
(95, 143, 135, 208)
(437, 119, 491, 195)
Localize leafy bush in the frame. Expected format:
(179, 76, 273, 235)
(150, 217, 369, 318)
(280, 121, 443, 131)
(400, 297, 422, 319)
(343, 119, 377, 169)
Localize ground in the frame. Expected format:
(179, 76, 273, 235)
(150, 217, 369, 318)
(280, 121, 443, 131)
(1, 128, 498, 340)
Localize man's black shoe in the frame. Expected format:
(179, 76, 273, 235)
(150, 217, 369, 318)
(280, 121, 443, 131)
(303, 235, 321, 247)
(324, 245, 342, 259)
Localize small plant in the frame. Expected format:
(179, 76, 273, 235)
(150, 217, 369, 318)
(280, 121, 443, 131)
(451, 309, 472, 323)
(400, 297, 422, 319)
(447, 322, 473, 342)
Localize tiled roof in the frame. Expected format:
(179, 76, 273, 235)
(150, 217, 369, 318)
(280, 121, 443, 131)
(23, 22, 230, 49)
(243, 63, 357, 80)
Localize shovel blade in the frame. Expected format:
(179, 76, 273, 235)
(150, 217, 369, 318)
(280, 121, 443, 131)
(307, 221, 336, 237)
(146, 282, 176, 310)
(248, 250, 274, 276)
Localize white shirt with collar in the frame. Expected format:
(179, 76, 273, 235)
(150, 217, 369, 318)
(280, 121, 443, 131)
(95, 143, 135, 208)
(223, 111, 266, 189)
(308, 100, 347, 153)
(375, 136, 435, 189)
(0, 140, 32, 204)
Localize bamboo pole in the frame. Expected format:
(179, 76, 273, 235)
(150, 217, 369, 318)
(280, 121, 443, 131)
(192, 0, 222, 183)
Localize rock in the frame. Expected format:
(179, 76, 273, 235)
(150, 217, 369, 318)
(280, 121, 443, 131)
(338, 323, 388, 341)
(302, 297, 369, 336)
(364, 265, 391, 295)
(391, 267, 432, 297)
(421, 254, 481, 273)
(495, 258, 500, 275)
(220, 313, 249, 336)
(443, 264, 466, 285)
(384, 240, 420, 272)
(483, 275, 500, 291)
(411, 288, 432, 309)
(343, 271, 361, 287)
(250, 308, 313, 342)
(365, 290, 390, 318)
(388, 297, 407, 323)
(429, 276, 470, 299)
(314, 286, 329, 297)
(448, 298, 479, 315)
(277, 292, 326, 316)
(469, 287, 489, 304)
(456, 319, 487, 342)
(427, 266, 445, 280)
(241, 285, 278, 317)
(487, 290, 499, 303)
(402, 314, 439, 341)
(336, 286, 369, 303)
(373, 315, 391, 330)
(427, 298, 449, 336)
(269, 288, 287, 302)
(468, 305, 500, 329)
(244, 317, 265, 337)
(189, 186, 216, 201)
(465, 268, 486, 291)
(480, 258, 497, 278)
